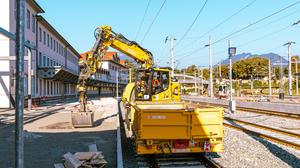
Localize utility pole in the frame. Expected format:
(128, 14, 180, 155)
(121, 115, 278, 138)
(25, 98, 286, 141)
(129, 68, 132, 83)
(228, 40, 236, 112)
(293, 57, 299, 95)
(296, 58, 299, 95)
(219, 59, 222, 81)
(201, 68, 204, 95)
(198, 67, 201, 95)
(165, 36, 176, 77)
(205, 36, 213, 97)
(283, 41, 295, 96)
(268, 59, 272, 97)
(279, 55, 284, 99)
(194, 71, 197, 93)
(28, 49, 32, 111)
(15, 0, 25, 167)
(116, 67, 119, 100)
(183, 70, 186, 95)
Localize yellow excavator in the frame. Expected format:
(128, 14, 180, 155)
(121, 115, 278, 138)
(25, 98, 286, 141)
(73, 26, 224, 155)
(72, 26, 180, 127)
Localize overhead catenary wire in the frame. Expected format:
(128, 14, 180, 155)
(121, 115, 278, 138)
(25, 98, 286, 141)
(135, 0, 151, 41)
(177, 0, 257, 50)
(230, 8, 300, 40)
(211, 0, 300, 45)
(206, 24, 292, 59)
(174, 0, 208, 47)
(178, 23, 292, 61)
(177, 1, 300, 60)
(140, 0, 167, 44)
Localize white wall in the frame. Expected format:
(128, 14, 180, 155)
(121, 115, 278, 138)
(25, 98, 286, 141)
(0, 0, 11, 107)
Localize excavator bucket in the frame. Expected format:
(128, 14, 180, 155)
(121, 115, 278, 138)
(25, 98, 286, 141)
(71, 111, 94, 128)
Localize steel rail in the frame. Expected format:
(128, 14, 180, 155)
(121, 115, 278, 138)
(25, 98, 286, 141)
(225, 117, 300, 139)
(142, 154, 221, 168)
(183, 100, 300, 120)
(224, 123, 300, 150)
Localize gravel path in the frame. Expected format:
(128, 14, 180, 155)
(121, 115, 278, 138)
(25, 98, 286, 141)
(213, 127, 300, 168)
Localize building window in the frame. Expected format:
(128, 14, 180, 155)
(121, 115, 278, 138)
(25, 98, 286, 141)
(47, 57, 50, 66)
(31, 14, 35, 33)
(47, 34, 49, 47)
(59, 44, 61, 55)
(43, 55, 46, 66)
(36, 77, 38, 95)
(47, 81, 50, 95)
(50, 37, 53, 49)
(43, 31, 46, 45)
(39, 28, 42, 42)
(56, 42, 58, 53)
(39, 52, 42, 66)
(50, 60, 53, 66)
(53, 40, 56, 51)
(26, 9, 30, 29)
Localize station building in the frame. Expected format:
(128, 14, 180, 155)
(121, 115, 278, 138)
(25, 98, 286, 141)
(81, 51, 129, 97)
(0, 0, 129, 108)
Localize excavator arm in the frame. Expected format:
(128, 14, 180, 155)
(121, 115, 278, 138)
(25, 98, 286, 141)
(98, 26, 153, 69)
(73, 26, 154, 127)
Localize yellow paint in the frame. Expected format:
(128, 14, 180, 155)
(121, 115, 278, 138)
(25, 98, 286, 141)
(126, 102, 224, 154)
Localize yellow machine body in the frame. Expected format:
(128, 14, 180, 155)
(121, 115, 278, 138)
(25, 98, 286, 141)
(126, 102, 224, 154)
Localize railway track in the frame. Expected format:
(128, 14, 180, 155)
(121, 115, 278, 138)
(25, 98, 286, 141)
(224, 121, 300, 150)
(183, 100, 300, 120)
(136, 154, 220, 168)
(184, 100, 300, 150)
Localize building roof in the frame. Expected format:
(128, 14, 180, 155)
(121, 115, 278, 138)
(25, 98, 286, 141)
(81, 51, 128, 69)
(103, 51, 118, 61)
(36, 15, 80, 58)
(119, 60, 126, 66)
(28, 0, 45, 13)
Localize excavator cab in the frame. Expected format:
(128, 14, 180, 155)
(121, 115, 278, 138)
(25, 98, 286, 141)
(134, 68, 180, 102)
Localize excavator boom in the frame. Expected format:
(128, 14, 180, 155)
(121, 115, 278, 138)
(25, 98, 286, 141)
(72, 26, 155, 127)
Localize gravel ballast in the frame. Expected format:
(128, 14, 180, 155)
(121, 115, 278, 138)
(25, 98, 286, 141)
(213, 127, 300, 168)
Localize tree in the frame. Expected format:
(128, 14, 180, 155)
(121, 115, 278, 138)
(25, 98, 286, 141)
(232, 57, 268, 79)
(124, 59, 137, 81)
(185, 65, 197, 74)
(213, 65, 229, 79)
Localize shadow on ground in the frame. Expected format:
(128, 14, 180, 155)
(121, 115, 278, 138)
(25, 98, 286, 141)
(0, 123, 117, 168)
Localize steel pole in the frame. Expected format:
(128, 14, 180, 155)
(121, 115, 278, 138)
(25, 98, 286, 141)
(15, 0, 25, 167)
(280, 55, 283, 95)
(229, 41, 233, 102)
(209, 36, 213, 97)
(171, 38, 174, 77)
(201, 69, 203, 95)
(219, 59, 222, 81)
(288, 44, 292, 96)
(116, 68, 119, 99)
(296, 58, 299, 95)
(269, 59, 272, 96)
(129, 68, 132, 83)
(28, 49, 32, 111)
(194, 72, 197, 93)
(228, 40, 235, 112)
(198, 67, 201, 95)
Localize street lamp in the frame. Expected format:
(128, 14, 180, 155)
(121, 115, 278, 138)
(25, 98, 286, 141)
(228, 40, 236, 113)
(204, 36, 213, 97)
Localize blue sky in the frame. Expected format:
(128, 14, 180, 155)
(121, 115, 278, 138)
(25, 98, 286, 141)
(36, 0, 300, 68)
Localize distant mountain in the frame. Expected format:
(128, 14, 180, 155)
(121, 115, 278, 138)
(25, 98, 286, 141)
(220, 52, 288, 66)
